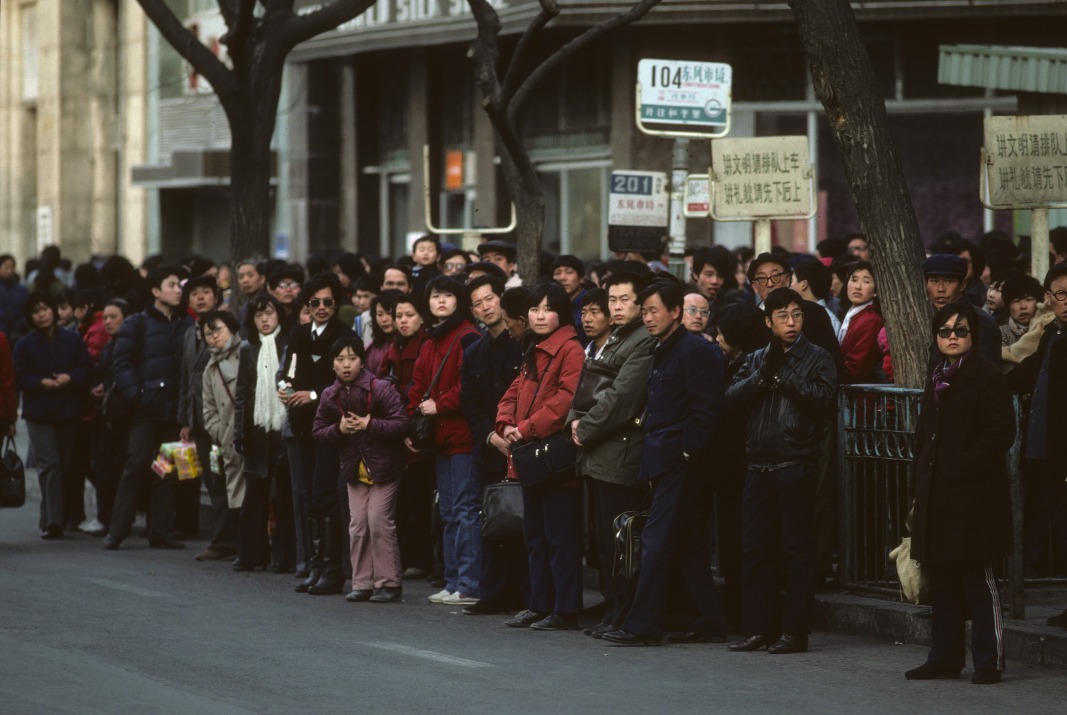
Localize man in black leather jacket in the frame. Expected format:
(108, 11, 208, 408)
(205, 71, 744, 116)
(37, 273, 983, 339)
(725, 287, 837, 655)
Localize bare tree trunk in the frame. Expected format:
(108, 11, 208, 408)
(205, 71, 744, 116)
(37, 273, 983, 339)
(500, 153, 545, 279)
(790, 0, 930, 388)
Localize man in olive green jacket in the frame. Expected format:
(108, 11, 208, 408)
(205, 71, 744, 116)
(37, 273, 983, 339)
(567, 272, 655, 637)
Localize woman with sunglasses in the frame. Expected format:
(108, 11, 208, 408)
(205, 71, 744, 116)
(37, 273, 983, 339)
(279, 272, 355, 594)
(907, 300, 1014, 685)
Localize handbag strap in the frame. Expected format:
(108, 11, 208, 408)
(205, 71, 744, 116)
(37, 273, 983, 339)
(215, 363, 236, 405)
(422, 333, 463, 400)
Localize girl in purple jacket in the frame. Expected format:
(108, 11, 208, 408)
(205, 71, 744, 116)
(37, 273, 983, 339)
(312, 335, 409, 603)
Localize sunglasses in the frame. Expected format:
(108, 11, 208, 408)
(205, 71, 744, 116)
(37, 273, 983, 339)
(937, 326, 970, 339)
(308, 298, 335, 308)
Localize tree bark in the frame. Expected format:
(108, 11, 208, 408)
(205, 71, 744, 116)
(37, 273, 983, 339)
(135, 0, 376, 264)
(790, 0, 931, 389)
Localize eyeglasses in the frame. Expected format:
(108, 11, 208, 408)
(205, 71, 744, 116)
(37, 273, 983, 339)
(1050, 290, 1067, 302)
(684, 306, 711, 317)
(308, 298, 335, 308)
(771, 311, 804, 323)
(275, 281, 300, 290)
(937, 326, 970, 339)
(752, 272, 789, 286)
(443, 262, 467, 271)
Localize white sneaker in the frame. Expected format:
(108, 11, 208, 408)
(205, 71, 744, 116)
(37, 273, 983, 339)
(428, 589, 454, 604)
(79, 518, 106, 535)
(443, 592, 479, 606)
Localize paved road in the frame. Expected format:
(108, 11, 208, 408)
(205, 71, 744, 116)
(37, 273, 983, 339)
(2, 503, 1066, 714)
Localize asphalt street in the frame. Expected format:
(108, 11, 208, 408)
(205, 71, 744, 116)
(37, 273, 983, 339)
(2, 501, 1067, 714)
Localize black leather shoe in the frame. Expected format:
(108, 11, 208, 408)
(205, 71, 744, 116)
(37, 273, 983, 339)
(369, 587, 402, 603)
(41, 525, 63, 540)
(667, 631, 728, 644)
(346, 589, 373, 602)
(971, 669, 1002, 685)
(767, 634, 808, 654)
(295, 567, 321, 593)
(584, 621, 614, 639)
(463, 600, 511, 615)
(102, 534, 121, 550)
(904, 663, 962, 680)
(728, 635, 776, 652)
(148, 539, 185, 550)
(307, 568, 345, 595)
(232, 561, 267, 572)
(1047, 608, 1067, 628)
(505, 610, 549, 628)
(602, 630, 661, 647)
(530, 614, 579, 631)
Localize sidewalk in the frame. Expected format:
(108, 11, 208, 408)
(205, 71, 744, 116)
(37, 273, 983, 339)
(814, 588, 1067, 670)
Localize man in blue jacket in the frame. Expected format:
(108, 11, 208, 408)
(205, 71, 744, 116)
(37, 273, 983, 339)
(603, 278, 729, 647)
(104, 266, 193, 550)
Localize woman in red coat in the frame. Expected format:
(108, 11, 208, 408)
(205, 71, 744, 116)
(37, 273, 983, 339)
(407, 275, 481, 604)
(837, 261, 885, 384)
(496, 281, 585, 631)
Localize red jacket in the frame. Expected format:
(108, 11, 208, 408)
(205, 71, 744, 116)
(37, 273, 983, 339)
(407, 316, 480, 456)
(839, 304, 884, 384)
(0, 332, 16, 426)
(495, 325, 584, 477)
(80, 312, 110, 364)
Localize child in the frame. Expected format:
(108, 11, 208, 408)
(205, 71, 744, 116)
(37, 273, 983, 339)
(312, 336, 409, 603)
(410, 235, 442, 297)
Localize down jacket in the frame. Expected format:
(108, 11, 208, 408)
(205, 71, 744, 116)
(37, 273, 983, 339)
(113, 305, 193, 422)
(313, 370, 409, 484)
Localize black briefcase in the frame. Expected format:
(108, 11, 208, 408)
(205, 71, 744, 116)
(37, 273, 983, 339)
(1, 436, 26, 508)
(481, 480, 524, 540)
(613, 510, 649, 581)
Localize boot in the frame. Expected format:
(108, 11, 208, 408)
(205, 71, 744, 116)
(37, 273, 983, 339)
(294, 517, 322, 593)
(308, 515, 345, 595)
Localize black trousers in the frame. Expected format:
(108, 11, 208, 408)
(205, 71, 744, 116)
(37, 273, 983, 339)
(91, 419, 128, 528)
(193, 426, 234, 551)
(621, 463, 728, 639)
(710, 457, 744, 628)
(587, 477, 647, 622)
(63, 422, 92, 528)
(741, 463, 817, 637)
(397, 458, 435, 572)
(925, 560, 1005, 672)
(108, 421, 179, 543)
(268, 439, 297, 571)
(524, 482, 583, 616)
(310, 442, 341, 518)
(1022, 459, 1067, 574)
(239, 476, 272, 567)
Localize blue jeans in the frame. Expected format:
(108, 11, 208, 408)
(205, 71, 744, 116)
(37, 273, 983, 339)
(435, 453, 481, 596)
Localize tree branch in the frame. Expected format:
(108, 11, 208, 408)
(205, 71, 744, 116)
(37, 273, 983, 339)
(467, 0, 504, 106)
(279, 0, 378, 52)
(224, 0, 257, 51)
(500, 0, 559, 101)
(135, 0, 236, 100)
(508, 0, 661, 126)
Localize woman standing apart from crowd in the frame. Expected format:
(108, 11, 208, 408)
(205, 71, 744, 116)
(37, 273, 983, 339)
(234, 293, 295, 572)
(838, 261, 884, 384)
(407, 275, 481, 605)
(12, 292, 92, 538)
(496, 282, 585, 630)
(313, 336, 408, 603)
(907, 300, 1014, 685)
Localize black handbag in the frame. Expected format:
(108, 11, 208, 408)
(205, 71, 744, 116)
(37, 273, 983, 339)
(512, 432, 578, 488)
(409, 335, 462, 451)
(613, 509, 649, 581)
(1, 436, 26, 508)
(481, 480, 524, 540)
(571, 358, 619, 415)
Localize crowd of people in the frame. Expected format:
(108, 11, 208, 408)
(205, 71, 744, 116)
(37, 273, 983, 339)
(0, 226, 1065, 684)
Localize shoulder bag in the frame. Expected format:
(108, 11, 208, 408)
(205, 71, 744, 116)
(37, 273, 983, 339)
(409, 335, 461, 451)
(1, 435, 26, 508)
(510, 345, 580, 487)
(570, 358, 619, 415)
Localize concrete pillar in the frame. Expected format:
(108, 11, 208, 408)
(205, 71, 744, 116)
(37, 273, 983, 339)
(287, 63, 310, 263)
(407, 51, 428, 246)
(120, 0, 150, 265)
(471, 83, 497, 228)
(339, 60, 358, 252)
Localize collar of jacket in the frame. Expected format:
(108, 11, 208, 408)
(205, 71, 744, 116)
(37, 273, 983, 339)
(608, 316, 645, 346)
(426, 312, 468, 340)
(533, 324, 578, 357)
(146, 304, 182, 322)
(489, 327, 513, 347)
(208, 333, 241, 362)
(651, 322, 686, 355)
(334, 367, 375, 393)
(782, 332, 812, 360)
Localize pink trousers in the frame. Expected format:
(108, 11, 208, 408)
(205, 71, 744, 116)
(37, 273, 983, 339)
(347, 479, 402, 590)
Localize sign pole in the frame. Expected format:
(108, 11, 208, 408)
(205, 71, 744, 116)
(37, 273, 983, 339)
(754, 219, 772, 256)
(669, 139, 690, 281)
(1032, 207, 1050, 282)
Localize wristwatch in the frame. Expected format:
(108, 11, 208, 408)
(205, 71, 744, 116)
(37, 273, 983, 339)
(309, 390, 318, 401)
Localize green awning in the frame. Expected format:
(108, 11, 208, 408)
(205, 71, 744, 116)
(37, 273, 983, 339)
(939, 44, 1067, 95)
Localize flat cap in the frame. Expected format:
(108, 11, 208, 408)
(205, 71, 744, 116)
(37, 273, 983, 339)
(921, 254, 967, 279)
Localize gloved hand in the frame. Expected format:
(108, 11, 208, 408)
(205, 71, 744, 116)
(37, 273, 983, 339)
(761, 338, 786, 380)
(233, 439, 245, 456)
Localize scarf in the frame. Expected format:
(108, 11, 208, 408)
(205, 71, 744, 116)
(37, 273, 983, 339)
(254, 328, 287, 431)
(931, 351, 968, 404)
(838, 301, 872, 343)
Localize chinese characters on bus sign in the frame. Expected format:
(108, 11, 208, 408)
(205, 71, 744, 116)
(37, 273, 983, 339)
(711, 136, 812, 219)
(637, 60, 732, 128)
(984, 115, 1067, 208)
(607, 171, 669, 252)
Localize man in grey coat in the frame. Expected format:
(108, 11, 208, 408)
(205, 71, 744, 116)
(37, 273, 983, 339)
(567, 272, 655, 638)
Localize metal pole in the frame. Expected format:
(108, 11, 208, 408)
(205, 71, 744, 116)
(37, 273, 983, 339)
(669, 138, 690, 281)
(754, 218, 772, 255)
(1032, 207, 1050, 281)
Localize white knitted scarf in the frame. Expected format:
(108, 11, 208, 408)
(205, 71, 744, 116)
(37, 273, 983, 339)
(254, 328, 287, 431)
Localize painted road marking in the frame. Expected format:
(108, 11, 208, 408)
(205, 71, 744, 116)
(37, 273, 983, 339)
(362, 641, 493, 669)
